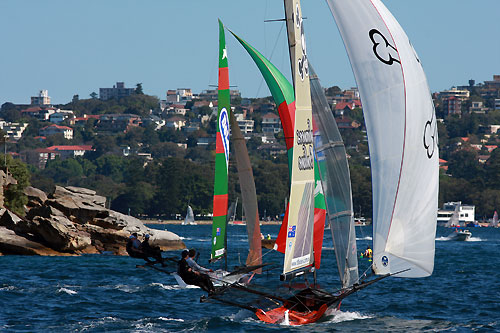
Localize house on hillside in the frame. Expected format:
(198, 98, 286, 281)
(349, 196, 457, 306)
(46, 145, 94, 159)
(98, 114, 141, 132)
(0, 121, 29, 140)
(21, 106, 57, 120)
(40, 124, 73, 139)
(165, 116, 186, 130)
(335, 116, 361, 129)
(49, 110, 74, 124)
(261, 112, 281, 134)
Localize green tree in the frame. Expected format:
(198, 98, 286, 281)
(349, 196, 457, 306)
(90, 92, 98, 99)
(135, 83, 144, 95)
(2, 155, 30, 215)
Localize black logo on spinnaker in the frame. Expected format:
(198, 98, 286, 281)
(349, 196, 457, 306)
(423, 113, 437, 159)
(382, 255, 389, 267)
(369, 29, 400, 66)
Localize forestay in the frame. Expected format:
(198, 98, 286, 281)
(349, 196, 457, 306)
(327, 0, 439, 277)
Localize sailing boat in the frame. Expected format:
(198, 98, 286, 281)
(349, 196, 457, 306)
(182, 205, 196, 225)
(490, 211, 499, 227)
(208, 19, 263, 284)
(206, 0, 439, 325)
(444, 203, 471, 241)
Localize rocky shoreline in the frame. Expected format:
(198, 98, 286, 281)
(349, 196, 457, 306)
(0, 185, 185, 256)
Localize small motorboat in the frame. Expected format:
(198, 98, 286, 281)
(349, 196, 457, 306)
(448, 228, 472, 241)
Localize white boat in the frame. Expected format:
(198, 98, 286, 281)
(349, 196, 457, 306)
(182, 205, 196, 225)
(447, 228, 472, 241)
(354, 217, 370, 226)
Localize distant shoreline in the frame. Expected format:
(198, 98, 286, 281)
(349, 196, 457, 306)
(142, 219, 282, 225)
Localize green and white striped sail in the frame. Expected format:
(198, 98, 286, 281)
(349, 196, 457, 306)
(211, 19, 231, 261)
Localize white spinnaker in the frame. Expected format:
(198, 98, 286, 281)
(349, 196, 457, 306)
(327, 0, 439, 277)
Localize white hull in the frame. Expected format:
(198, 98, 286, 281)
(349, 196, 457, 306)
(447, 229, 472, 241)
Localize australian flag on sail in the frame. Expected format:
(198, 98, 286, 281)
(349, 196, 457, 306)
(216, 227, 221, 236)
(288, 225, 296, 238)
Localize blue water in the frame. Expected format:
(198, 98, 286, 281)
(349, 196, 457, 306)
(0, 225, 499, 332)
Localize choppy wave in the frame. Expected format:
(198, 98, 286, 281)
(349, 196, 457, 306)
(356, 236, 372, 241)
(57, 287, 78, 295)
(149, 282, 199, 290)
(158, 317, 184, 322)
(324, 309, 374, 323)
(0, 285, 16, 291)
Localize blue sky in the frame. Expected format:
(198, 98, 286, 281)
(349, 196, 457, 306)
(0, 0, 498, 105)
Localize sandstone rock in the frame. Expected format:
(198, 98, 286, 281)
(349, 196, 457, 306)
(47, 197, 109, 224)
(53, 185, 106, 207)
(0, 209, 23, 230)
(0, 226, 69, 256)
(0, 185, 185, 256)
(24, 186, 48, 206)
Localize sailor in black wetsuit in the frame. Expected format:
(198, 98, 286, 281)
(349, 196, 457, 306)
(177, 250, 215, 293)
(126, 233, 151, 263)
(141, 234, 166, 267)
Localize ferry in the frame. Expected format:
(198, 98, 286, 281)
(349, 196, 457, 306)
(437, 201, 475, 226)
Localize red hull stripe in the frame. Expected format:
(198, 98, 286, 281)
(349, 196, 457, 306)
(218, 67, 229, 90)
(213, 194, 228, 217)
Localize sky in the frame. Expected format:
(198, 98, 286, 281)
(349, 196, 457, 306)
(0, 0, 499, 105)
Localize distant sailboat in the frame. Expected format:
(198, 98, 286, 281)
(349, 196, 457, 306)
(182, 205, 196, 225)
(489, 211, 498, 227)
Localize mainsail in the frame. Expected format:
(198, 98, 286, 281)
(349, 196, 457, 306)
(230, 113, 262, 270)
(491, 211, 498, 227)
(327, 0, 439, 277)
(309, 65, 359, 288)
(184, 205, 195, 225)
(282, 0, 315, 276)
(228, 31, 326, 269)
(211, 19, 231, 261)
(444, 203, 460, 228)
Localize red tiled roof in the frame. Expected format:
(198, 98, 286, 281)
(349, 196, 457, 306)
(41, 124, 72, 131)
(335, 102, 353, 110)
(262, 112, 279, 119)
(46, 145, 93, 151)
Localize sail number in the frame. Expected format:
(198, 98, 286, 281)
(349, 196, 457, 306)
(297, 119, 314, 170)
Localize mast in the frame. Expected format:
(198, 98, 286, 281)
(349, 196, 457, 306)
(211, 19, 231, 262)
(282, 0, 316, 278)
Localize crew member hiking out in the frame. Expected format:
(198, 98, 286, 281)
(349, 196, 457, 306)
(141, 234, 166, 267)
(186, 249, 212, 273)
(126, 233, 151, 263)
(177, 250, 215, 294)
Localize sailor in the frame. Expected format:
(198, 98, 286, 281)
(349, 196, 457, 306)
(177, 250, 215, 294)
(187, 249, 212, 273)
(126, 233, 151, 263)
(364, 246, 373, 258)
(266, 234, 271, 240)
(141, 234, 166, 267)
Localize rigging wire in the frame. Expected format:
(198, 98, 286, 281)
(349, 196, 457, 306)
(254, 22, 285, 98)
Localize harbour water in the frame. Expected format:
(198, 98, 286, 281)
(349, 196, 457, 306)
(0, 225, 498, 332)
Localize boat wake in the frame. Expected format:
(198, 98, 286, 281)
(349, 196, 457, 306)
(466, 237, 482, 242)
(0, 285, 16, 291)
(158, 317, 185, 322)
(436, 236, 451, 241)
(356, 236, 372, 241)
(57, 287, 78, 295)
(324, 308, 373, 323)
(148, 282, 199, 290)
